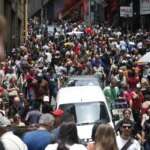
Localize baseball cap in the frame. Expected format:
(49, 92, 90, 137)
(52, 109, 64, 117)
(43, 96, 49, 102)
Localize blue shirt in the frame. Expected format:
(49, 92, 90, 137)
(23, 130, 53, 150)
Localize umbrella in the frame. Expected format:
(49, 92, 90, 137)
(142, 101, 150, 109)
(138, 52, 150, 64)
(64, 42, 75, 47)
(20, 46, 27, 52)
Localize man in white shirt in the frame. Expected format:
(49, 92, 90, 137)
(1, 130, 28, 150)
(116, 120, 141, 150)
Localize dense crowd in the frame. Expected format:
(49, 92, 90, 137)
(0, 17, 150, 150)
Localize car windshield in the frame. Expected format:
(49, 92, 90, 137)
(75, 79, 99, 86)
(60, 102, 110, 125)
(67, 78, 101, 87)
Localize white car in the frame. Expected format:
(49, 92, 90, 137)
(56, 86, 113, 143)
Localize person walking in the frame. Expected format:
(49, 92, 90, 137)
(116, 120, 141, 150)
(45, 122, 87, 150)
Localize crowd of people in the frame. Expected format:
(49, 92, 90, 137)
(0, 16, 150, 150)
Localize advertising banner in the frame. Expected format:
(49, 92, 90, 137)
(140, 0, 150, 15)
(120, 6, 133, 17)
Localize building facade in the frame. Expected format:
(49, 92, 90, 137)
(0, 0, 27, 52)
(28, 0, 64, 23)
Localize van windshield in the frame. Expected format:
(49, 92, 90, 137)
(60, 102, 110, 125)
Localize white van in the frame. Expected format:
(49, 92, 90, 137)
(56, 86, 113, 143)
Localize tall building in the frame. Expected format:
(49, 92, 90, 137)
(28, 0, 63, 22)
(28, 0, 102, 24)
(0, 0, 27, 52)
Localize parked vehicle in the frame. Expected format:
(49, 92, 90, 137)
(56, 86, 113, 143)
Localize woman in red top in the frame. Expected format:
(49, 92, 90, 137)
(127, 69, 140, 90)
(130, 86, 144, 123)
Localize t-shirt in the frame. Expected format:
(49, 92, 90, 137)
(1, 131, 27, 150)
(115, 119, 134, 133)
(45, 143, 87, 150)
(130, 91, 144, 111)
(127, 76, 139, 90)
(23, 130, 53, 150)
(116, 135, 141, 150)
(25, 110, 42, 124)
(104, 86, 120, 108)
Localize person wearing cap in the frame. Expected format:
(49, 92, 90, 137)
(49, 109, 64, 141)
(116, 120, 141, 150)
(43, 95, 50, 103)
(52, 109, 64, 128)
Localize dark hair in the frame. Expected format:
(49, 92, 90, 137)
(42, 104, 53, 113)
(33, 102, 40, 110)
(0, 141, 5, 150)
(58, 122, 79, 145)
(120, 120, 133, 127)
(123, 109, 131, 115)
(0, 127, 7, 137)
(128, 69, 135, 77)
(57, 142, 69, 150)
(91, 123, 100, 141)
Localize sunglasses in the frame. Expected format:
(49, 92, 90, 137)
(122, 125, 132, 129)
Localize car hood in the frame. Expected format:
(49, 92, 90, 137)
(77, 124, 93, 140)
(77, 122, 114, 140)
